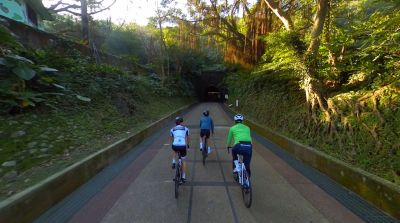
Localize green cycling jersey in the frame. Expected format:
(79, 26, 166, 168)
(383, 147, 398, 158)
(226, 123, 252, 146)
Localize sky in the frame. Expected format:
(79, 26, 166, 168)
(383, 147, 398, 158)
(43, 0, 188, 26)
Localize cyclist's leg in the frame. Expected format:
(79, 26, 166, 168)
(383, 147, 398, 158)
(205, 130, 211, 152)
(171, 146, 178, 168)
(200, 129, 205, 150)
(232, 144, 241, 171)
(241, 146, 253, 177)
(180, 149, 188, 181)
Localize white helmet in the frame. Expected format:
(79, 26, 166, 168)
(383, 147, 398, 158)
(234, 114, 244, 122)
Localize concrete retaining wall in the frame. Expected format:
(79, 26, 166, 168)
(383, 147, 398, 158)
(234, 110, 400, 219)
(0, 103, 195, 223)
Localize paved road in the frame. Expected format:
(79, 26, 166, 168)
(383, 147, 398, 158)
(37, 103, 371, 223)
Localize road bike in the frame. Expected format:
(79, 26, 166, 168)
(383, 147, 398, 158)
(228, 147, 252, 208)
(173, 151, 183, 199)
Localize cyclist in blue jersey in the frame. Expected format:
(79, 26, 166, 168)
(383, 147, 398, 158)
(170, 117, 190, 183)
(199, 110, 214, 152)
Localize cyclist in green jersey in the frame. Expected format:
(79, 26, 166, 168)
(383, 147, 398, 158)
(226, 114, 253, 177)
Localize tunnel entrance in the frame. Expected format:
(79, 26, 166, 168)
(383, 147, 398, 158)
(191, 70, 227, 102)
(205, 86, 222, 102)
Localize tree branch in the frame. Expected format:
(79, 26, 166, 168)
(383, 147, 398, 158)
(88, 0, 117, 15)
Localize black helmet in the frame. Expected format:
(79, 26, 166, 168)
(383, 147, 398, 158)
(175, 116, 183, 124)
(203, 110, 209, 116)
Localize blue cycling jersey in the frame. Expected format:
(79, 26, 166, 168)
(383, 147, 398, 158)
(200, 116, 214, 133)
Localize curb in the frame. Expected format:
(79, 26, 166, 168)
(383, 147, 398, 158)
(223, 105, 400, 219)
(0, 103, 195, 223)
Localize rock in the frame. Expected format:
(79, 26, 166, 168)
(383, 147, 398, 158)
(37, 154, 50, 158)
(40, 148, 48, 153)
(24, 178, 31, 183)
(23, 121, 32, 125)
(11, 131, 26, 138)
(7, 191, 15, 196)
(40, 143, 48, 147)
(40, 134, 49, 139)
(28, 141, 38, 148)
(3, 171, 18, 182)
(57, 135, 64, 139)
(29, 149, 37, 154)
(2, 161, 16, 167)
(8, 121, 18, 125)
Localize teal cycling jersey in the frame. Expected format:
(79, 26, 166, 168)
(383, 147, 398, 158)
(227, 123, 252, 146)
(199, 116, 214, 132)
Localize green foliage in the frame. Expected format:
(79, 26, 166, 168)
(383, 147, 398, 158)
(42, 14, 81, 41)
(101, 25, 147, 62)
(0, 51, 62, 113)
(228, 0, 400, 184)
(322, 0, 400, 89)
(261, 31, 304, 74)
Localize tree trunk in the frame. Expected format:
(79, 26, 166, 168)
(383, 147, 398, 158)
(80, 0, 89, 43)
(263, 0, 293, 30)
(263, 0, 330, 124)
(302, 0, 330, 123)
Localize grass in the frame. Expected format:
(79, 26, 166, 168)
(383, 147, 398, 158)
(0, 96, 193, 200)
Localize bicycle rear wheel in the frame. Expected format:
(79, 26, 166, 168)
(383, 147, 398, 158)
(202, 138, 207, 165)
(241, 171, 252, 208)
(174, 165, 180, 199)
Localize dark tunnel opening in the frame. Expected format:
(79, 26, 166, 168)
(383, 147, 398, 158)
(204, 86, 222, 102)
(189, 70, 228, 102)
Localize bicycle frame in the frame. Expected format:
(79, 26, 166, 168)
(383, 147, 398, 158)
(236, 154, 247, 187)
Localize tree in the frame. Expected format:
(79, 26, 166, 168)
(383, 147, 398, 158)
(147, 0, 184, 83)
(262, 0, 330, 124)
(46, 0, 117, 42)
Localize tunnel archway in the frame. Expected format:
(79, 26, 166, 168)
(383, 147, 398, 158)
(191, 70, 227, 102)
(204, 85, 222, 102)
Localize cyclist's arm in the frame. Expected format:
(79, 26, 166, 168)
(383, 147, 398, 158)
(186, 135, 190, 146)
(170, 129, 174, 144)
(211, 118, 214, 134)
(186, 128, 190, 146)
(226, 128, 233, 147)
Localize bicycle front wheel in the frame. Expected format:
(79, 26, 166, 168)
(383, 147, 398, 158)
(241, 171, 252, 208)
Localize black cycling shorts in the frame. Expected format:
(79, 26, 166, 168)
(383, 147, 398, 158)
(200, 129, 211, 138)
(172, 145, 187, 157)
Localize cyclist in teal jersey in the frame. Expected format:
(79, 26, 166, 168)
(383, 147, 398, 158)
(199, 110, 214, 152)
(226, 114, 253, 177)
